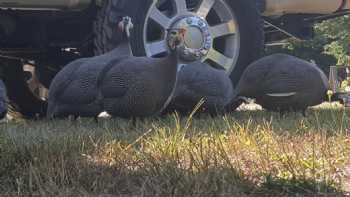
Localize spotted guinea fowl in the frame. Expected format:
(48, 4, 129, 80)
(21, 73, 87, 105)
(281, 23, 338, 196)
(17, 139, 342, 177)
(0, 79, 7, 119)
(47, 17, 134, 119)
(234, 54, 329, 114)
(99, 28, 186, 118)
(47, 28, 186, 119)
(165, 61, 235, 115)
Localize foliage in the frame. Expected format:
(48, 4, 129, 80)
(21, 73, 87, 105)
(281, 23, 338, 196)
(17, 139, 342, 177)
(266, 15, 350, 72)
(320, 15, 350, 65)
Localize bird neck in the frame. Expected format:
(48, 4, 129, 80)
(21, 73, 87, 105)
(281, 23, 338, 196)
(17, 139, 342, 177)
(158, 49, 179, 75)
(156, 49, 181, 113)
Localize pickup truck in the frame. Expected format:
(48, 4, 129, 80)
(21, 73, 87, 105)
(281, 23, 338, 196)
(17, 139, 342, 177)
(0, 0, 349, 117)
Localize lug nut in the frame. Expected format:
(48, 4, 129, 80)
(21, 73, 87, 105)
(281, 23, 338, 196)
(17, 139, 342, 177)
(186, 18, 193, 25)
(198, 21, 204, 27)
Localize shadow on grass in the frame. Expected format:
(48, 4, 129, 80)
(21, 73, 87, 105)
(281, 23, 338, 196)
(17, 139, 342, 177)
(0, 145, 347, 197)
(0, 107, 349, 196)
(257, 175, 346, 197)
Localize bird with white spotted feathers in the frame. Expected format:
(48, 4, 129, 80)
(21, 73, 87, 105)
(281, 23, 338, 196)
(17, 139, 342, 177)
(234, 54, 330, 114)
(166, 61, 235, 115)
(47, 21, 186, 119)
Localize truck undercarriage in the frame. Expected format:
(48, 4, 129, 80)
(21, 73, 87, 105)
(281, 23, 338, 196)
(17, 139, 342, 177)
(0, 9, 94, 60)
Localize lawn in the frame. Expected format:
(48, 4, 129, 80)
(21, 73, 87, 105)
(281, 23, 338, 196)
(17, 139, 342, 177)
(0, 104, 350, 196)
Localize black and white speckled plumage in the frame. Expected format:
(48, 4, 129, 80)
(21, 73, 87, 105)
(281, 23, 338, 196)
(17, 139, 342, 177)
(47, 42, 180, 119)
(166, 61, 235, 114)
(100, 53, 179, 118)
(236, 54, 330, 112)
(47, 35, 133, 118)
(0, 80, 7, 119)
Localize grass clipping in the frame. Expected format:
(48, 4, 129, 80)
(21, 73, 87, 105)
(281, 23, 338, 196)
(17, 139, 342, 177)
(0, 108, 350, 196)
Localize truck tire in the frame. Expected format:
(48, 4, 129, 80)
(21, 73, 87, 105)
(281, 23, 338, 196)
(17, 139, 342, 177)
(94, 0, 264, 87)
(93, 0, 127, 55)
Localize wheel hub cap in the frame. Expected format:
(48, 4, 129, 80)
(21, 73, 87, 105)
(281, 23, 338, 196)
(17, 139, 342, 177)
(171, 16, 212, 62)
(144, 0, 240, 72)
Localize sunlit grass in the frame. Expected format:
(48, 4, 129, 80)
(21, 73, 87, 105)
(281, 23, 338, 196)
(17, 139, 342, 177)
(0, 107, 350, 196)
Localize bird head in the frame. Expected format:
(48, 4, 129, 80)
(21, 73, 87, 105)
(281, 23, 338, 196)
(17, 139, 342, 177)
(167, 28, 186, 51)
(118, 16, 134, 38)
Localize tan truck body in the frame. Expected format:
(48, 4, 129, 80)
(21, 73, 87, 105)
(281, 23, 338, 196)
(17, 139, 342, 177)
(264, 0, 350, 15)
(0, 0, 91, 10)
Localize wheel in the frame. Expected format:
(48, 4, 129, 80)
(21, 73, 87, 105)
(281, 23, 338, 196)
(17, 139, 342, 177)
(2, 59, 47, 118)
(94, 0, 264, 86)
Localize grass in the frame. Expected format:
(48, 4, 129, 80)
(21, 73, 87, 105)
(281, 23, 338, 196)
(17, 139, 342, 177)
(1, 105, 350, 196)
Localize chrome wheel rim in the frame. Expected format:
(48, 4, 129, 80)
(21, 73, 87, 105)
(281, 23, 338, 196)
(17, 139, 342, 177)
(143, 0, 240, 73)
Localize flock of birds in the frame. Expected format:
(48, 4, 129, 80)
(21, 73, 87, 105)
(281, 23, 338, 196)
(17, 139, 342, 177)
(0, 17, 331, 121)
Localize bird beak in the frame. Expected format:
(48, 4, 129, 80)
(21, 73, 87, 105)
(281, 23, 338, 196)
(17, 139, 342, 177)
(179, 28, 186, 39)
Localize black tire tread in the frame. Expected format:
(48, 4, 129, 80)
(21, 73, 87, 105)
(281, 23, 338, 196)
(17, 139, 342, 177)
(93, 0, 124, 55)
(225, 0, 265, 86)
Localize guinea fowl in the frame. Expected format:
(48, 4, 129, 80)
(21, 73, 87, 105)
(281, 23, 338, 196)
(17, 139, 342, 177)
(165, 61, 235, 115)
(0, 79, 7, 119)
(47, 28, 186, 119)
(47, 17, 134, 119)
(100, 28, 186, 118)
(235, 54, 329, 114)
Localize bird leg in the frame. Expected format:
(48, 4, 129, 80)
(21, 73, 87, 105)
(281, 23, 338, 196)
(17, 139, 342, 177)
(131, 117, 147, 127)
(94, 116, 99, 123)
(131, 117, 137, 127)
(68, 115, 79, 122)
(278, 110, 288, 119)
(301, 109, 307, 117)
